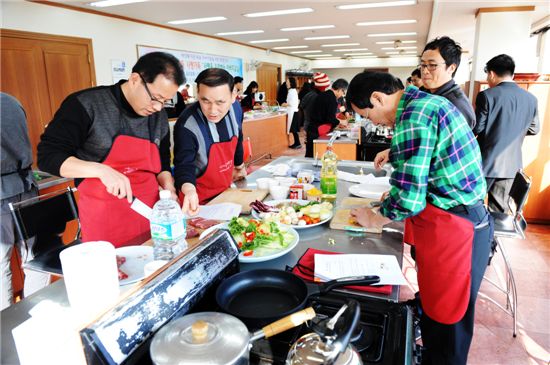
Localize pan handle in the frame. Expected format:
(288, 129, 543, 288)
(319, 275, 380, 293)
(250, 307, 316, 341)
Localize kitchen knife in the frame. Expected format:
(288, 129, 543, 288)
(130, 197, 153, 220)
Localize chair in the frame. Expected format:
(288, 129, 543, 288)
(479, 170, 531, 337)
(9, 187, 81, 276)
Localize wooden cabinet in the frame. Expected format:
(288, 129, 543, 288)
(242, 113, 290, 160)
(314, 142, 357, 161)
(468, 80, 550, 223)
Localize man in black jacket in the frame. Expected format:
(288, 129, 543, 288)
(305, 78, 348, 158)
(473, 54, 539, 213)
(420, 36, 475, 129)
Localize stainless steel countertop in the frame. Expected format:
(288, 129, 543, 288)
(2, 157, 401, 365)
(33, 170, 72, 190)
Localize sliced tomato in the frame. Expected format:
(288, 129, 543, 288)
(311, 217, 321, 224)
(244, 232, 256, 242)
(237, 241, 243, 248)
(302, 215, 313, 225)
(243, 250, 254, 256)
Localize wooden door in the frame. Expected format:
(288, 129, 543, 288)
(256, 63, 281, 104)
(1, 29, 96, 164)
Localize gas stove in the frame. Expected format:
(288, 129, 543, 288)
(250, 292, 417, 365)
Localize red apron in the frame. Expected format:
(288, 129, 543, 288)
(78, 135, 160, 247)
(179, 136, 238, 205)
(403, 203, 474, 324)
(318, 124, 332, 137)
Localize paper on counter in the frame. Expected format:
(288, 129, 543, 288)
(261, 163, 290, 176)
(337, 171, 391, 186)
(197, 203, 242, 221)
(314, 254, 407, 286)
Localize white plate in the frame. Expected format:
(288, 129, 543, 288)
(115, 246, 154, 285)
(199, 222, 299, 263)
(348, 183, 390, 199)
(251, 199, 333, 229)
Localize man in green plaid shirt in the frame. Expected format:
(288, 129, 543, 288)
(347, 71, 492, 365)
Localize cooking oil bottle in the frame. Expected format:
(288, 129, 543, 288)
(320, 145, 338, 203)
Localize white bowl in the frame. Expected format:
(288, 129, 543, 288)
(256, 177, 273, 190)
(269, 185, 289, 200)
(274, 177, 297, 187)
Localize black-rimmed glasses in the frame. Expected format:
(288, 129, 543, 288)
(418, 63, 447, 71)
(139, 74, 168, 107)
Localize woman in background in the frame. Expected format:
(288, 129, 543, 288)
(284, 77, 301, 149)
(241, 81, 260, 112)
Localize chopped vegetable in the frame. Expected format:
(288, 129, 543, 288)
(227, 217, 294, 257)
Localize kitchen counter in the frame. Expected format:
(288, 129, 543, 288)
(33, 170, 72, 190)
(1, 157, 401, 364)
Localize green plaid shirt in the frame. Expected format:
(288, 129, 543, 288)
(380, 86, 486, 221)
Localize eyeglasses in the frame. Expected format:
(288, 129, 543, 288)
(483, 66, 488, 73)
(418, 63, 446, 71)
(139, 74, 168, 107)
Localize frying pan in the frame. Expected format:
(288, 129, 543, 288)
(215, 269, 379, 328)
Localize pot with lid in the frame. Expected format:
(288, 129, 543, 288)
(286, 300, 362, 365)
(151, 307, 315, 365)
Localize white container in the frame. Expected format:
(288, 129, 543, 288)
(275, 177, 297, 187)
(60, 241, 120, 320)
(269, 185, 289, 200)
(151, 190, 187, 261)
(256, 177, 273, 190)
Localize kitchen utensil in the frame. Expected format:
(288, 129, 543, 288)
(348, 183, 390, 199)
(215, 269, 379, 328)
(150, 307, 316, 365)
(287, 300, 362, 365)
(115, 245, 154, 285)
(269, 185, 289, 200)
(208, 188, 269, 214)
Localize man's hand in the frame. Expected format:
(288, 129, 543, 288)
(350, 207, 392, 230)
(98, 164, 133, 203)
(181, 183, 200, 216)
(374, 149, 390, 170)
(233, 163, 247, 181)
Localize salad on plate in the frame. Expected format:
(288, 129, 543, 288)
(227, 217, 296, 257)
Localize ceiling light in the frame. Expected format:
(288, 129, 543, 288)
(304, 54, 332, 57)
(376, 40, 417, 44)
(168, 16, 227, 25)
(380, 46, 417, 50)
(385, 51, 417, 55)
(244, 8, 313, 18)
(249, 38, 290, 44)
(304, 35, 350, 40)
(334, 48, 369, 52)
(89, 0, 147, 7)
(343, 52, 373, 56)
(349, 55, 378, 58)
(215, 30, 264, 36)
(281, 25, 335, 31)
(356, 19, 416, 26)
(321, 43, 360, 47)
(367, 32, 417, 37)
(272, 45, 309, 50)
(337, 1, 416, 10)
(291, 50, 322, 54)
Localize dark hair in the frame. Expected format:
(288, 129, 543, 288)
(234, 76, 243, 84)
(346, 71, 404, 109)
(406, 76, 412, 83)
(243, 81, 259, 95)
(485, 54, 515, 77)
(331, 78, 349, 91)
(422, 36, 462, 77)
(411, 68, 421, 78)
(132, 52, 185, 86)
(195, 68, 234, 92)
(288, 77, 297, 89)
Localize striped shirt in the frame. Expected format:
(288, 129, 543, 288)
(380, 86, 486, 221)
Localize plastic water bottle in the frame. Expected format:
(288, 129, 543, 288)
(150, 190, 187, 260)
(320, 145, 338, 203)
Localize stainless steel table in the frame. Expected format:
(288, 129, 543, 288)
(1, 157, 403, 365)
(235, 156, 403, 302)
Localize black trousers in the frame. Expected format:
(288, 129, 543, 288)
(305, 125, 318, 158)
(289, 112, 301, 147)
(420, 201, 493, 365)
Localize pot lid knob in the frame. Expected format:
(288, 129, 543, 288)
(191, 320, 209, 343)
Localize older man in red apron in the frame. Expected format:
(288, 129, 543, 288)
(38, 52, 184, 247)
(347, 71, 492, 365)
(173, 68, 246, 216)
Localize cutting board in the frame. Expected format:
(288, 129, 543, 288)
(329, 197, 383, 233)
(207, 188, 269, 214)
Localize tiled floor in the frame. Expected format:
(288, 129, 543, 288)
(249, 133, 550, 365)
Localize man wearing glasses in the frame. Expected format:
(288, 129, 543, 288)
(347, 71, 492, 365)
(38, 52, 185, 247)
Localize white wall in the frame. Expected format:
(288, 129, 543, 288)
(2, 1, 304, 87)
(314, 67, 417, 86)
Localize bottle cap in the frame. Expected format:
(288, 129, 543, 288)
(159, 190, 172, 199)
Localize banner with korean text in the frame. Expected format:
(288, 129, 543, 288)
(137, 45, 243, 83)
